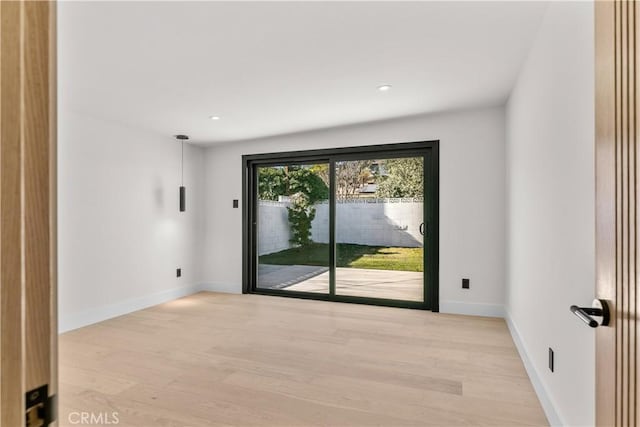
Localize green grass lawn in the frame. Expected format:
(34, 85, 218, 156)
(259, 243, 423, 272)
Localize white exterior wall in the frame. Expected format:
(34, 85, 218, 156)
(257, 201, 292, 255)
(259, 199, 424, 255)
(312, 200, 424, 247)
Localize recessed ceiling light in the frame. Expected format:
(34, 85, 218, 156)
(377, 85, 392, 92)
(209, 115, 221, 120)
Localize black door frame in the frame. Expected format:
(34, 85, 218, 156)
(242, 140, 439, 311)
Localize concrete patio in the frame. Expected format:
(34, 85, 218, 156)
(258, 263, 423, 302)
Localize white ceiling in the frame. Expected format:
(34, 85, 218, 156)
(58, 1, 548, 145)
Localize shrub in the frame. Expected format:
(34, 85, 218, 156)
(287, 192, 316, 246)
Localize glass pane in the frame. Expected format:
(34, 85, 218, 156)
(335, 157, 424, 302)
(256, 163, 330, 294)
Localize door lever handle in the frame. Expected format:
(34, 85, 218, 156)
(570, 306, 602, 327)
(570, 299, 610, 328)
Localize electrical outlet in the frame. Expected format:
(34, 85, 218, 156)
(549, 348, 554, 372)
(462, 278, 470, 289)
(176, 268, 182, 278)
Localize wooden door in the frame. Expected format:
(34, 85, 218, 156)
(596, 0, 640, 425)
(0, 1, 58, 426)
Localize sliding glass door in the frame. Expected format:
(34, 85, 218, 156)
(334, 157, 424, 302)
(255, 162, 330, 294)
(244, 141, 438, 311)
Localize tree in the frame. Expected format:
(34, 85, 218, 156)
(287, 167, 328, 204)
(375, 158, 423, 198)
(335, 160, 373, 199)
(258, 166, 328, 203)
(258, 167, 287, 201)
(309, 164, 329, 188)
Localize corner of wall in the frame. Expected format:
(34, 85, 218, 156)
(59, 283, 205, 333)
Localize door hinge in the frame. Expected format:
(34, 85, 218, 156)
(26, 384, 56, 427)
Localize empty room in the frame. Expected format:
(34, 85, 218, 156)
(0, 0, 636, 426)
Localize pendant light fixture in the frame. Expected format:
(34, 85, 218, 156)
(175, 134, 189, 212)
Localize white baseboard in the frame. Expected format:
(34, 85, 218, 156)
(59, 283, 204, 333)
(200, 282, 242, 294)
(505, 311, 563, 426)
(439, 300, 505, 317)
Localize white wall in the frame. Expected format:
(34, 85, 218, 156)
(58, 110, 206, 332)
(257, 201, 292, 255)
(259, 199, 424, 255)
(312, 200, 424, 248)
(506, 3, 595, 426)
(203, 106, 506, 315)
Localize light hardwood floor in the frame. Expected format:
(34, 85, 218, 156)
(59, 292, 547, 426)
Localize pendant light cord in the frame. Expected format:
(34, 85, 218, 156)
(181, 140, 184, 186)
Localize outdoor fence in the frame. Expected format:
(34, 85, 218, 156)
(257, 200, 292, 256)
(257, 198, 424, 256)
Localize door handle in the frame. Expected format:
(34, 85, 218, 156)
(570, 299, 610, 328)
(419, 223, 425, 236)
